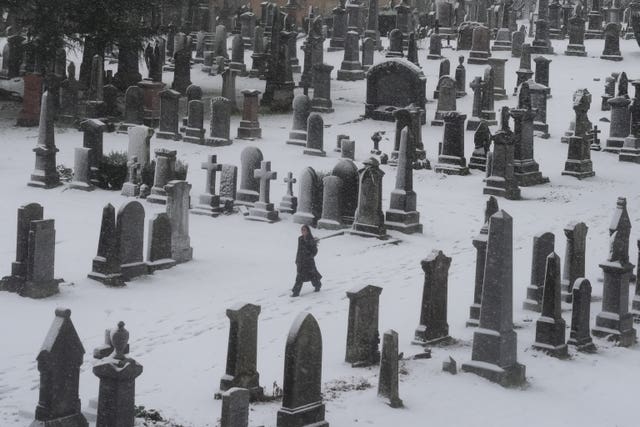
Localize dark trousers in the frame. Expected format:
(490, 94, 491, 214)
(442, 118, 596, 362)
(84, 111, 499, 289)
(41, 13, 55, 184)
(292, 275, 321, 295)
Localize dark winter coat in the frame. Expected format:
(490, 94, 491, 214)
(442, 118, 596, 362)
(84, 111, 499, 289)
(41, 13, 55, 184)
(295, 235, 322, 282)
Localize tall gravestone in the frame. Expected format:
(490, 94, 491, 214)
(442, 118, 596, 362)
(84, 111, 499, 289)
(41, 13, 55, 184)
(592, 197, 637, 347)
(287, 94, 310, 146)
(568, 278, 596, 352)
(435, 112, 469, 175)
(378, 330, 403, 408)
(351, 157, 386, 238)
(276, 312, 329, 427)
(413, 250, 452, 345)
(88, 204, 125, 287)
(165, 180, 193, 263)
(292, 167, 320, 226)
(156, 89, 183, 141)
(523, 232, 555, 312)
(461, 210, 526, 387)
(146, 213, 176, 272)
(484, 108, 521, 200)
(345, 285, 382, 367)
(236, 147, 264, 206)
(560, 222, 588, 303)
(205, 96, 232, 146)
(30, 308, 88, 427)
(220, 303, 264, 400)
(116, 201, 147, 280)
(28, 92, 61, 189)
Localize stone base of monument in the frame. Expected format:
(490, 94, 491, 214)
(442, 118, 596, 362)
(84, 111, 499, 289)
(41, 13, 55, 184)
(412, 325, 450, 346)
(630, 296, 640, 321)
(561, 159, 595, 179)
(286, 130, 307, 146)
(121, 262, 148, 281)
(219, 375, 264, 402)
(121, 182, 140, 197)
(230, 62, 248, 77)
(592, 314, 637, 347)
(548, 29, 563, 40)
(303, 147, 326, 157)
(328, 39, 345, 52)
(461, 359, 526, 387)
(492, 42, 512, 51)
(467, 51, 489, 65)
(183, 127, 205, 144)
(568, 337, 597, 353)
(434, 156, 470, 176)
(584, 30, 604, 39)
(235, 191, 259, 208)
(384, 209, 423, 234)
(494, 88, 507, 100)
(565, 45, 587, 56)
(203, 136, 232, 146)
(147, 191, 168, 205)
(0, 275, 25, 293)
(28, 412, 89, 427)
(337, 62, 365, 81)
(146, 258, 177, 273)
(479, 111, 497, 126)
(192, 194, 223, 217)
(317, 218, 344, 230)
(426, 53, 443, 60)
(261, 84, 295, 112)
(530, 43, 554, 55)
(603, 137, 625, 153)
(246, 202, 280, 223)
(116, 122, 140, 134)
(237, 121, 262, 139)
(292, 211, 316, 226)
(348, 222, 388, 239)
(468, 152, 487, 172)
(276, 401, 329, 427)
(28, 170, 62, 189)
(619, 136, 640, 163)
(534, 121, 550, 139)
(310, 98, 334, 113)
(69, 179, 94, 192)
(560, 279, 574, 303)
(85, 100, 106, 119)
(171, 242, 193, 264)
(88, 270, 126, 287)
(279, 196, 298, 214)
(483, 178, 521, 200)
(19, 278, 63, 299)
(513, 160, 549, 187)
(156, 130, 183, 141)
(466, 116, 484, 132)
(600, 53, 623, 61)
(532, 318, 569, 358)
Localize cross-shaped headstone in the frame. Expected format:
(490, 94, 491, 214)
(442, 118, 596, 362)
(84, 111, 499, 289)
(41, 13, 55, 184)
(127, 156, 141, 184)
(284, 171, 296, 197)
(371, 131, 382, 152)
(592, 125, 600, 143)
(201, 154, 222, 195)
(254, 161, 277, 203)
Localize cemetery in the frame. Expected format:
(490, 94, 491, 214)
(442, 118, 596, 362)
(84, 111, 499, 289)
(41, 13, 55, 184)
(2, 0, 640, 426)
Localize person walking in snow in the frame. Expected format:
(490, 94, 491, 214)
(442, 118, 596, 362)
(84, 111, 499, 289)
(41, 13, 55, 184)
(291, 225, 322, 297)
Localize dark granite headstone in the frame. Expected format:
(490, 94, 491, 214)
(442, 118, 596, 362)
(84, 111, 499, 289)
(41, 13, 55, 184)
(414, 250, 452, 345)
(345, 285, 382, 366)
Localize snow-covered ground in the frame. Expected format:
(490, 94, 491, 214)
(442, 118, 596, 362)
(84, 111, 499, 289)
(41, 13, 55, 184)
(1, 28, 640, 427)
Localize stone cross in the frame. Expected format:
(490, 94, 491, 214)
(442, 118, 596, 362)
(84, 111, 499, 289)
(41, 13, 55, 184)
(202, 154, 222, 196)
(127, 156, 141, 185)
(284, 172, 296, 197)
(254, 161, 277, 204)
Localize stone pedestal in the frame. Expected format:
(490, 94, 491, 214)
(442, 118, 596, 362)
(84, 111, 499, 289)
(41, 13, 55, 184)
(237, 90, 262, 139)
(562, 136, 595, 179)
(138, 80, 165, 128)
(93, 358, 143, 427)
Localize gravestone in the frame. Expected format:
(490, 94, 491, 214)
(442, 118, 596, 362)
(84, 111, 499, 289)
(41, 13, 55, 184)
(386, 29, 404, 58)
(565, 16, 587, 56)
(455, 56, 467, 98)
(287, 94, 311, 146)
(385, 126, 423, 233)
(88, 204, 125, 287)
(329, 0, 348, 51)
(276, 312, 328, 427)
(406, 33, 420, 67)
(205, 97, 233, 146)
(222, 68, 239, 112)
(467, 76, 484, 131)
(93, 321, 143, 427)
(604, 96, 631, 153)
(592, 197, 636, 347)
(345, 285, 382, 366)
(332, 159, 359, 224)
(292, 167, 320, 226)
(172, 48, 192, 93)
(511, 30, 525, 58)
(116, 201, 147, 280)
(247, 161, 279, 223)
(568, 278, 596, 352)
(493, 28, 512, 51)
(600, 23, 623, 61)
(527, 80, 550, 138)
(337, 31, 365, 81)
(351, 157, 386, 238)
(560, 222, 588, 303)
(59, 62, 80, 126)
(220, 164, 239, 206)
(279, 171, 298, 214)
(341, 139, 355, 160)
(146, 213, 176, 272)
(533, 56, 552, 97)
(427, 34, 442, 59)
(317, 176, 344, 230)
(461, 210, 526, 386)
(69, 148, 93, 191)
(192, 154, 223, 217)
(220, 303, 264, 400)
(121, 157, 142, 197)
(118, 86, 145, 134)
(469, 121, 492, 171)
(236, 147, 264, 206)
(468, 25, 491, 64)
(147, 149, 177, 205)
(435, 112, 469, 175)
(156, 89, 183, 141)
(362, 37, 374, 71)
(532, 253, 569, 358)
(80, 119, 106, 186)
(480, 66, 497, 125)
(414, 250, 452, 345)
(523, 232, 555, 312)
(365, 59, 427, 123)
(29, 308, 88, 427)
(237, 90, 262, 139)
(619, 81, 640, 162)
(432, 76, 457, 126)
(303, 113, 326, 157)
(230, 35, 248, 76)
(220, 388, 250, 427)
(310, 63, 335, 113)
(433, 59, 450, 99)
(127, 125, 153, 168)
(488, 57, 508, 100)
(378, 330, 403, 408)
(562, 135, 595, 179)
(28, 92, 61, 189)
(514, 44, 533, 95)
(183, 100, 206, 144)
(165, 180, 193, 263)
(484, 108, 521, 200)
